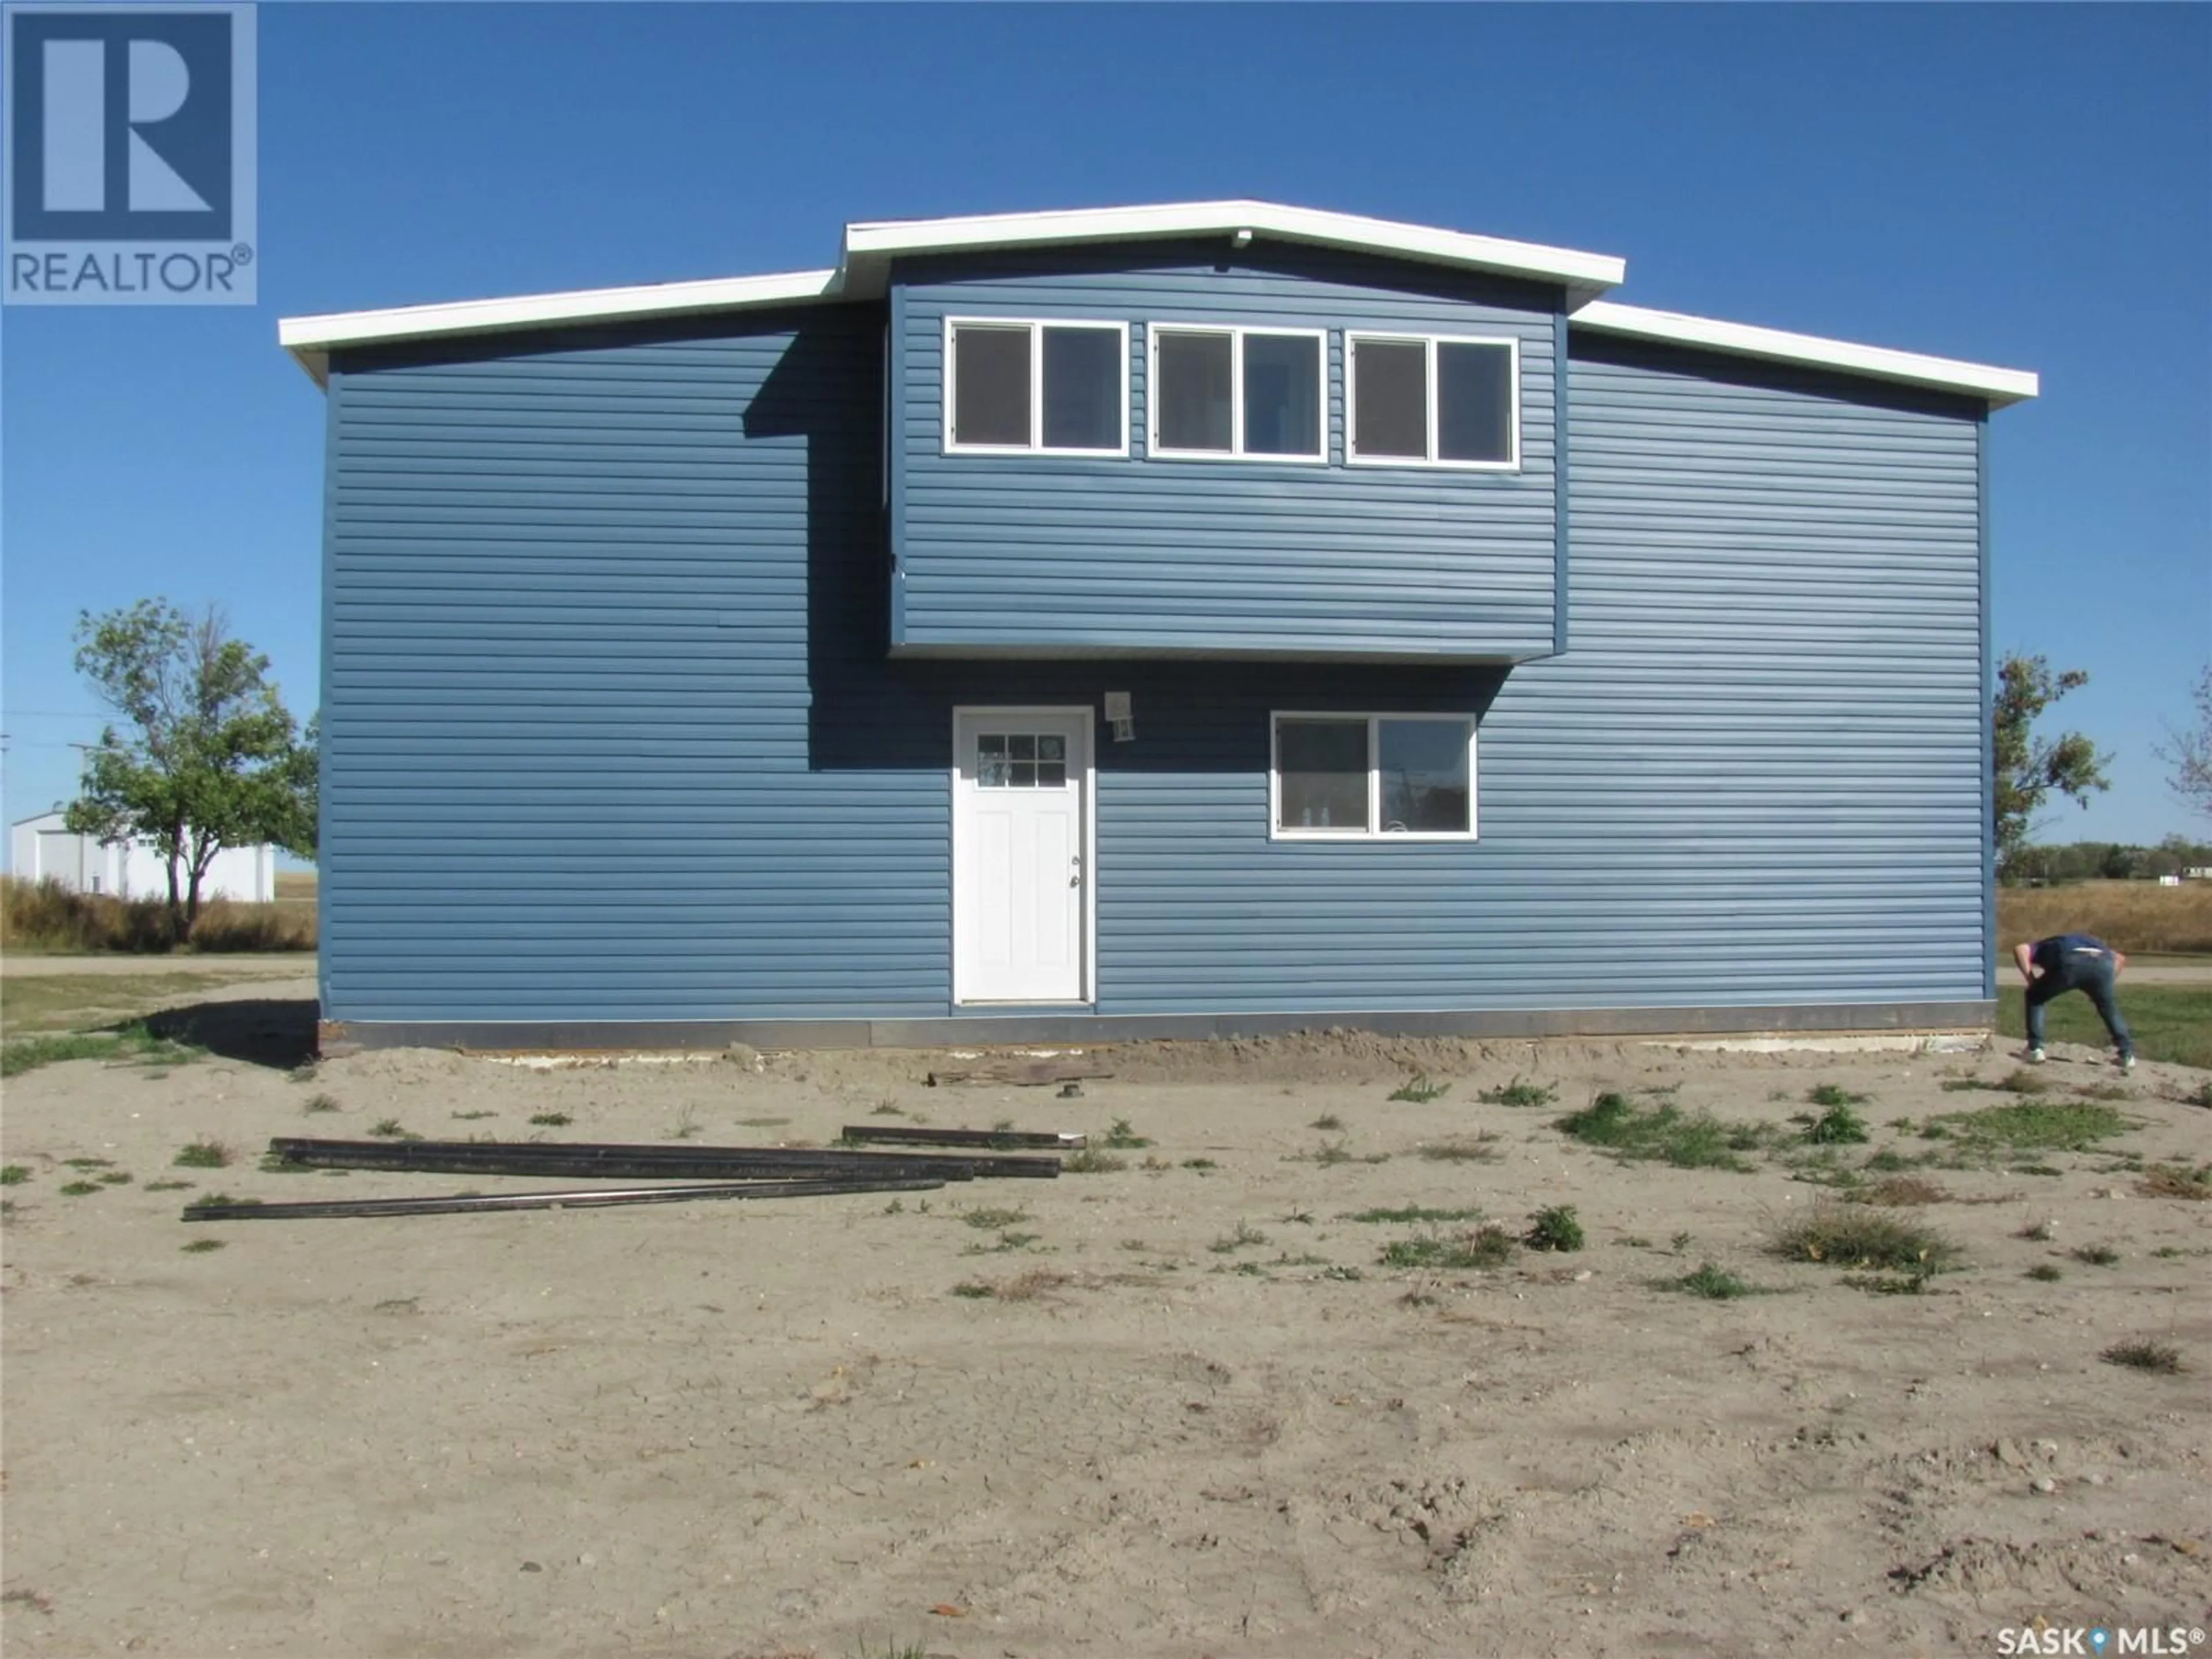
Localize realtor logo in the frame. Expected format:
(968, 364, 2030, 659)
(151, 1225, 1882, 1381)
(5, 3, 257, 304)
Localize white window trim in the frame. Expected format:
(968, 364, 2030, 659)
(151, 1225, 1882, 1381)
(1268, 711, 1479, 842)
(1345, 331, 1521, 472)
(1145, 324, 1329, 464)
(942, 316, 1129, 457)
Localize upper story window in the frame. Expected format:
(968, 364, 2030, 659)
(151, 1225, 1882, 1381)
(945, 318, 1127, 456)
(1149, 327, 1324, 461)
(1347, 334, 1518, 469)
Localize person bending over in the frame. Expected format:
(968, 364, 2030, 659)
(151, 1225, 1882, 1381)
(2013, 934, 2134, 1071)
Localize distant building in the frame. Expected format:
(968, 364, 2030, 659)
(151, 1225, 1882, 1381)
(2184, 867, 2212, 881)
(8, 812, 276, 903)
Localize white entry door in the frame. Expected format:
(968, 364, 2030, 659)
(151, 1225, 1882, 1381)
(954, 709, 1090, 1004)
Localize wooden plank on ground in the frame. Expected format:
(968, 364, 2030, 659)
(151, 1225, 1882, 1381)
(840, 1125, 1086, 1150)
(926, 1060, 1112, 1087)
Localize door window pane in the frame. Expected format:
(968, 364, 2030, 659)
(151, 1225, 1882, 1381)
(1353, 339, 1427, 459)
(952, 326, 1031, 447)
(1378, 720, 1471, 832)
(1041, 326, 1122, 450)
(1437, 342, 1513, 464)
(1243, 334, 1320, 456)
(976, 733, 1010, 788)
(1277, 719, 1370, 832)
(1155, 331, 1233, 452)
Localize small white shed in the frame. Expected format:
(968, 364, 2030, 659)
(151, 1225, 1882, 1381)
(8, 812, 277, 903)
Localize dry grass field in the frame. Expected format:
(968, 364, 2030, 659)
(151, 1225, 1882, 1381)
(1998, 880, 2212, 956)
(0, 876, 314, 955)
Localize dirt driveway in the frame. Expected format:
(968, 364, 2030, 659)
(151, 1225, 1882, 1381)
(2, 1032, 2206, 1657)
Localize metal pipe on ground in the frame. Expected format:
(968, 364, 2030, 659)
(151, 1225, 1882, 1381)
(183, 1176, 945, 1222)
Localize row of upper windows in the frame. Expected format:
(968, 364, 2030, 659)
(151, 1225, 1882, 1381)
(940, 317, 1522, 471)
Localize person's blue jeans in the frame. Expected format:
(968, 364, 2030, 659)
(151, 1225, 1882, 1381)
(2025, 950, 2133, 1057)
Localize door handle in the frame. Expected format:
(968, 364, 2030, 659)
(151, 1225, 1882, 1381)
(1070, 853, 1083, 888)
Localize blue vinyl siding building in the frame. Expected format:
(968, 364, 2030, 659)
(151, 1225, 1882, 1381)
(283, 202, 2035, 1049)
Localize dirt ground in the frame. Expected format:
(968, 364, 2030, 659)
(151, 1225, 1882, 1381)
(2, 1028, 2206, 1658)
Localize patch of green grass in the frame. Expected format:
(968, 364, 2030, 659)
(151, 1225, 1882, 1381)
(1806, 1084, 1869, 1109)
(180, 1238, 226, 1253)
(2026, 1263, 2063, 1282)
(1416, 1135, 1499, 1164)
(1523, 1205, 1585, 1252)
(962, 1206, 1030, 1230)
(1806, 1104, 1872, 1145)
(1102, 1118, 1152, 1149)
(58, 1180, 100, 1196)
(1479, 1077, 1556, 1108)
(1209, 1220, 1270, 1254)
(366, 1119, 420, 1141)
(1181, 1157, 1218, 1172)
(96, 1171, 131, 1185)
(2070, 1244, 2121, 1267)
(950, 1281, 993, 1300)
(61, 1156, 113, 1169)
(2100, 1340, 2183, 1374)
(1308, 1113, 1344, 1132)
(1771, 1205, 1961, 1273)
(1379, 1225, 1516, 1270)
(0, 1165, 28, 1185)
(1555, 1092, 1764, 1172)
(0, 1019, 203, 1078)
(256, 1150, 317, 1175)
(1661, 1262, 1761, 1300)
(1344, 1204, 1486, 1225)
(1388, 1074, 1449, 1104)
(528, 1112, 571, 1128)
(172, 1138, 232, 1169)
(1062, 1148, 1127, 1174)
(1925, 1101, 2132, 1154)
(1998, 983, 2212, 1069)
(734, 1115, 791, 1128)
(450, 1109, 495, 1122)
(2011, 1162, 2066, 1178)
(143, 1178, 192, 1192)
(1862, 1147, 1919, 1172)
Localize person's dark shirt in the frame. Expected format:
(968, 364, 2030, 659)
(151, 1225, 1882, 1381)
(2031, 934, 2111, 972)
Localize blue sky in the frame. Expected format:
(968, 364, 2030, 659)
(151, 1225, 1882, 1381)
(4, 3, 2207, 853)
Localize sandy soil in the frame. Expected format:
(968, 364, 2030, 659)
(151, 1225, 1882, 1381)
(2, 1031, 2206, 1658)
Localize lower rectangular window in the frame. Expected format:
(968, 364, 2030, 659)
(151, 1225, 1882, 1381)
(1272, 713, 1476, 839)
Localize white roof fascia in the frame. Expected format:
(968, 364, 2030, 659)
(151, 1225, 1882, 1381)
(278, 267, 843, 385)
(840, 200, 1626, 306)
(1574, 300, 2039, 407)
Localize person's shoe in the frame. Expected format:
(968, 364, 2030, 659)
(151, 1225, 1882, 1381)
(2119, 1052, 2135, 1073)
(2026, 1047, 2047, 1064)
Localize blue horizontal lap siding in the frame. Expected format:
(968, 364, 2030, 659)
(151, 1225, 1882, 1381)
(892, 243, 1559, 658)
(1088, 342, 1987, 1014)
(323, 311, 963, 1021)
(319, 295, 1987, 1027)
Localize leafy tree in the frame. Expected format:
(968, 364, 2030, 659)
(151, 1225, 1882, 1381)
(2153, 665, 2212, 823)
(66, 601, 317, 938)
(1993, 653, 2108, 882)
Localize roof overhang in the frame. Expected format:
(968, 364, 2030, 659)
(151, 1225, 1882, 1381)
(1573, 300, 2038, 408)
(278, 267, 842, 387)
(838, 199, 1626, 306)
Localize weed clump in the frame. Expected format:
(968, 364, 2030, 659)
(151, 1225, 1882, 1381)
(1806, 1084, 1869, 1110)
(2070, 1244, 2121, 1267)
(0, 1166, 28, 1186)
(1344, 1205, 1485, 1225)
(1102, 1119, 1152, 1149)
(2137, 1163, 2212, 1200)
(1771, 1205, 1960, 1273)
(1063, 1149, 1127, 1175)
(1852, 1176, 1952, 1207)
(1379, 1225, 1516, 1271)
(2101, 1340, 2183, 1374)
(1806, 1104, 1872, 1145)
(1556, 1092, 1763, 1172)
(173, 1138, 232, 1169)
(1523, 1205, 1585, 1252)
(1479, 1077, 1556, 1108)
(1664, 1262, 1760, 1300)
(1389, 1074, 1449, 1104)
(2026, 1263, 2063, 1282)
